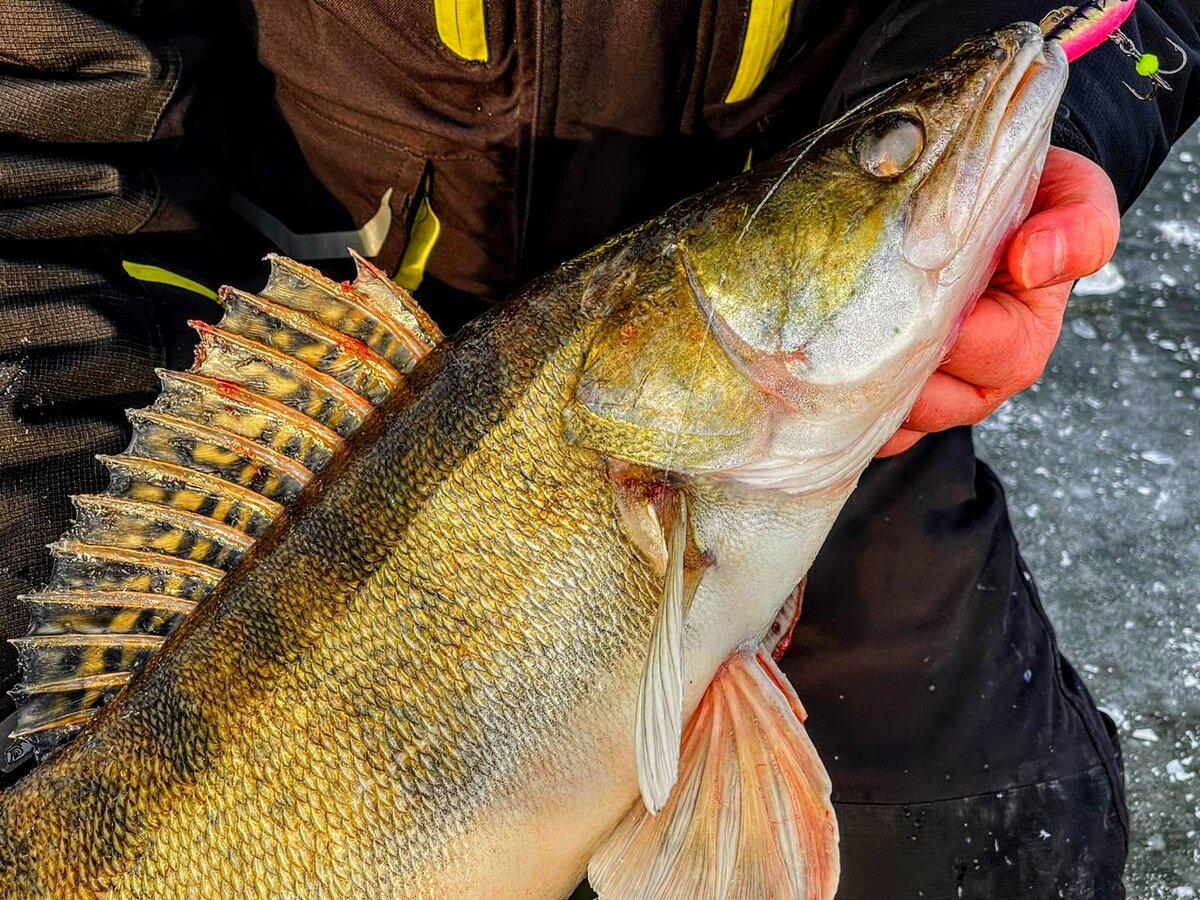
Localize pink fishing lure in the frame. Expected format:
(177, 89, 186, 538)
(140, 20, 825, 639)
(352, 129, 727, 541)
(1042, 0, 1139, 63)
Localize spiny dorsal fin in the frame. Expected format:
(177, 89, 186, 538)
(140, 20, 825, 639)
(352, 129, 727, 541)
(11, 254, 442, 758)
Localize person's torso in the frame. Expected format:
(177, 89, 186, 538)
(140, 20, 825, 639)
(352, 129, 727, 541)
(221, 0, 874, 322)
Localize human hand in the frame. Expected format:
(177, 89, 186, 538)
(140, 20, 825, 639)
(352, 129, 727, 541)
(877, 147, 1120, 458)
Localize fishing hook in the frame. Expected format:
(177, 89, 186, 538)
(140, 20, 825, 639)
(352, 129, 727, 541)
(1039, 2, 1187, 101)
(1124, 80, 1159, 100)
(1112, 32, 1188, 101)
(1156, 38, 1190, 75)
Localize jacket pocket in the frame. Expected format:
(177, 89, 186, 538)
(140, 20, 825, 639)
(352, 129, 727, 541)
(257, 82, 430, 274)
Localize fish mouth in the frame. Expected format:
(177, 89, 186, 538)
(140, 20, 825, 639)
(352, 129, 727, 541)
(966, 29, 1067, 217)
(906, 24, 1068, 271)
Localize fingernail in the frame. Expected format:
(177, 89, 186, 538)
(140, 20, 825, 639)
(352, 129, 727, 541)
(1021, 229, 1066, 287)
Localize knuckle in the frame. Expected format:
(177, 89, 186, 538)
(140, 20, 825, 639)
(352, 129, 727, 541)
(1014, 357, 1047, 392)
(977, 385, 1007, 416)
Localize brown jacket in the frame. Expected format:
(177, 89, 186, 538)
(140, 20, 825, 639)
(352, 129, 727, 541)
(223, 0, 873, 309)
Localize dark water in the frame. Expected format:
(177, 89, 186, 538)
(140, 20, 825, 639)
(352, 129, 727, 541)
(977, 123, 1200, 896)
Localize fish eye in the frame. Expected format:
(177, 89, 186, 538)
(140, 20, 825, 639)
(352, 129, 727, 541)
(852, 112, 926, 179)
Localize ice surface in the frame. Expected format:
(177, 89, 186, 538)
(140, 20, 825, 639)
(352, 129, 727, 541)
(976, 123, 1200, 896)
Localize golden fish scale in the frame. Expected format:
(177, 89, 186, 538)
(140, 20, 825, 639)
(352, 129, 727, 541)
(0, 279, 661, 897)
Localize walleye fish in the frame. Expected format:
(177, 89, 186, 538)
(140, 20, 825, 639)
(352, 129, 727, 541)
(0, 23, 1066, 899)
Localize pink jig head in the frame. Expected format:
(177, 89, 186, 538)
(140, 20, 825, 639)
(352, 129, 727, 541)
(1041, 0, 1187, 99)
(1042, 0, 1138, 62)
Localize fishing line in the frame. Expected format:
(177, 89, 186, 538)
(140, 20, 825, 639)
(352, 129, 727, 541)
(736, 89, 892, 243)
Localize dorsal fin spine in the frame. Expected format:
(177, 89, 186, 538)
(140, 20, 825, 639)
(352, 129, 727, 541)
(72, 493, 257, 548)
(25, 591, 198, 619)
(16, 671, 134, 696)
(48, 541, 227, 583)
(190, 321, 374, 433)
(153, 370, 342, 473)
(12, 634, 165, 650)
(126, 409, 315, 498)
(98, 455, 284, 536)
(345, 250, 443, 352)
(161, 371, 345, 455)
(10, 710, 98, 739)
(12, 253, 443, 759)
(43, 541, 222, 603)
(218, 287, 401, 404)
(262, 254, 424, 370)
(69, 494, 255, 570)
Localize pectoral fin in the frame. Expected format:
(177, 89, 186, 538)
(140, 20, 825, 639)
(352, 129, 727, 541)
(634, 488, 688, 814)
(593, 650, 839, 899)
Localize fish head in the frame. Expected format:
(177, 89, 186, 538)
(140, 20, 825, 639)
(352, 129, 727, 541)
(568, 24, 1068, 490)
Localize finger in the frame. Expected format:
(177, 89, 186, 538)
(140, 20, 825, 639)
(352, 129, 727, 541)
(901, 370, 999, 434)
(938, 283, 1070, 389)
(876, 428, 925, 458)
(1008, 147, 1119, 289)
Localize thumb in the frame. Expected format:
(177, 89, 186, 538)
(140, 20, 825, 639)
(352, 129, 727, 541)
(1008, 147, 1119, 290)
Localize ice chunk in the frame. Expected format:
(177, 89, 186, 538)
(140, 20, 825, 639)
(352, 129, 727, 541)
(1166, 759, 1194, 782)
(1070, 318, 1099, 339)
(1140, 450, 1176, 466)
(1157, 220, 1200, 250)
(1074, 261, 1126, 296)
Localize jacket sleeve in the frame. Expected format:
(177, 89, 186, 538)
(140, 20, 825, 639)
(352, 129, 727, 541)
(0, 0, 229, 771)
(816, 0, 1200, 212)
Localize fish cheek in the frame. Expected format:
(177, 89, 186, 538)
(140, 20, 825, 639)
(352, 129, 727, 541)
(563, 270, 769, 475)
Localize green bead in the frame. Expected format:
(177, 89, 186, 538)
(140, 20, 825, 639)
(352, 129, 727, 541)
(1136, 53, 1160, 76)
